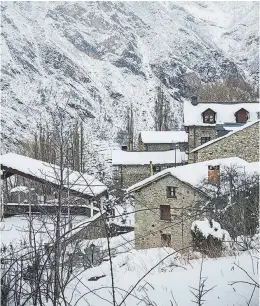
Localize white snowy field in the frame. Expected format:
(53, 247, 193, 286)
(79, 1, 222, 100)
(1, 217, 259, 306)
(0, 214, 87, 246)
(64, 239, 259, 306)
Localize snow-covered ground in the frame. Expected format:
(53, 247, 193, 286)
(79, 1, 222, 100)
(0, 214, 87, 246)
(1, 216, 259, 306)
(64, 240, 259, 306)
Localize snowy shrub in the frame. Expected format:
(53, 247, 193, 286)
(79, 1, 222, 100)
(191, 218, 231, 257)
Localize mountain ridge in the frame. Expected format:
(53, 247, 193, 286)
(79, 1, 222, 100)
(1, 1, 259, 152)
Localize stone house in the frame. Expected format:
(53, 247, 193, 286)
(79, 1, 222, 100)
(190, 120, 259, 163)
(127, 157, 256, 251)
(138, 131, 188, 152)
(184, 97, 259, 162)
(112, 150, 188, 189)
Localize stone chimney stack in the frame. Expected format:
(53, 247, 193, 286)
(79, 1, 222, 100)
(191, 96, 198, 105)
(208, 165, 220, 184)
(150, 161, 153, 176)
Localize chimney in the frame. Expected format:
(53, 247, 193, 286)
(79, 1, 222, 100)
(150, 161, 153, 176)
(121, 145, 128, 151)
(208, 165, 220, 184)
(191, 96, 198, 106)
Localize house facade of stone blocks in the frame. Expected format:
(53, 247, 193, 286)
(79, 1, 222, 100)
(138, 131, 188, 152)
(183, 99, 259, 163)
(129, 174, 208, 251)
(127, 157, 259, 252)
(191, 120, 260, 163)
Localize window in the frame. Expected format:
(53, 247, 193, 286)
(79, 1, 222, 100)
(235, 108, 248, 123)
(204, 114, 214, 122)
(167, 186, 176, 198)
(161, 234, 171, 247)
(202, 109, 216, 123)
(160, 205, 171, 220)
(201, 137, 211, 145)
(153, 165, 161, 173)
(257, 112, 260, 120)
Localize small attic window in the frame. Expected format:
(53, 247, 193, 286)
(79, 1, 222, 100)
(235, 108, 248, 123)
(202, 109, 216, 124)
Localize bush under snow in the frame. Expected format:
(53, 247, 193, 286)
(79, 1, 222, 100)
(191, 218, 231, 257)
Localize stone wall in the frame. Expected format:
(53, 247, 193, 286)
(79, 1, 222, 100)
(187, 126, 217, 163)
(113, 163, 184, 189)
(134, 175, 208, 251)
(114, 165, 151, 189)
(192, 121, 259, 163)
(71, 214, 108, 241)
(138, 141, 188, 152)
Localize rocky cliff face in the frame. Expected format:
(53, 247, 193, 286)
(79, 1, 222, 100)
(1, 1, 259, 151)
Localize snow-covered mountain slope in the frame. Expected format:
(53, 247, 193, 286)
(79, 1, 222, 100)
(1, 1, 259, 151)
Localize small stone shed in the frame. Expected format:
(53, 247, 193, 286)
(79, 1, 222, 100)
(112, 150, 188, 189)
(127, 157, 256, 252)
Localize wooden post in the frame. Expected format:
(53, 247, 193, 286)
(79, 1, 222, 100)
(90, 201, 94, 218)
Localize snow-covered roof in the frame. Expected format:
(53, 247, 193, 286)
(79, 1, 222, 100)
(1, 153, 107, 198)
(191, 120, 259, 152)
(140, 131, 188, 144)
(127, 157, 257, 193)
(184, 101, 259, 126)
(112, 150, 187, 165)
(10, 186, 29, 193)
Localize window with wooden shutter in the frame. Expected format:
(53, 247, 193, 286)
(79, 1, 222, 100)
(235, 108, 248, 123)
(160, 205, 171, 220)
(202, 109, 216, 123)
(161, 234, 171, 247)
(167, 186, 176, 198)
